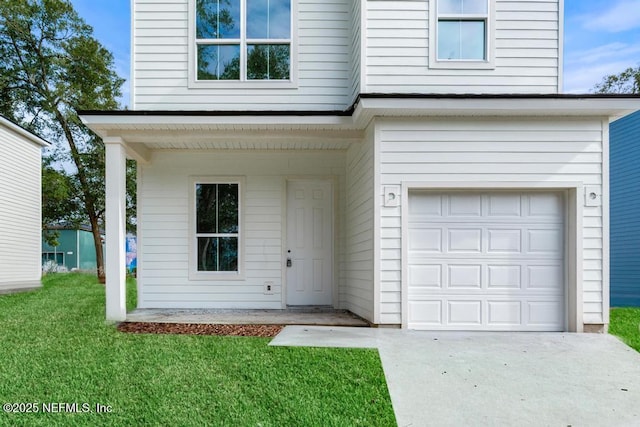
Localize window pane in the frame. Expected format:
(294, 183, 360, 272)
(196, 184, 217, 233)
(438, 20, 485, 60)
(197, 44, 241, 80)
(198, 237, 219, 271)
(460, 21, 485, 59)
(247, 44, 290, 80)
(439, 0, 487, 14)
(217, 184, 239, 233)
(196, 0, 240, 39)
(197, 237, 238, 272)
(219, 237, 238, 271)
(247, 0, 291, 39)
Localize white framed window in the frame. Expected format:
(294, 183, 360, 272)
(429, 0, 495, 69)
(189, 0, 296, 87)
(189, 177, 245, 280)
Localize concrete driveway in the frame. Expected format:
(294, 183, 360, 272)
(270, 327, 640, 426)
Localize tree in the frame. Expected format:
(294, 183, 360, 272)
(42, 157, 80, 247)
(594, 66, 640, 94)
(0, 0, 125, 282)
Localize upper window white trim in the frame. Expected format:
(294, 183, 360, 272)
(188, 0, 298, 89)
(429, 0, 496, 70)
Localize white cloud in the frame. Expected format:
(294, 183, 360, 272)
(581, 0, 640, 33)
(564, 59, 638, 93)
(563, 37, 640, 93)
(565, 42, 640, 66)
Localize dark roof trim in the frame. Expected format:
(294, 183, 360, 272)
(0, 114, 53, 147)
(79, 105, 356, 117)
(78, 93, 640, 117)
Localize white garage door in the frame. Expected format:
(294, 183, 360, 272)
(407, 191, 566, 331)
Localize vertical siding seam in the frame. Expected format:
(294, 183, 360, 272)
(557, 0, 564, 93)
(373, 121, 381, 323)
(601, 119, 610, 323)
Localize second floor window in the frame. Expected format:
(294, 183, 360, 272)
(196, 0, 291, 81)
(437, 0, 488, 61)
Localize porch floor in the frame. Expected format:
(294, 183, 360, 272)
(124, 308, 370, 327)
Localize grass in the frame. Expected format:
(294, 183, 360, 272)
(610, 307, 640, 352)
(0, 273, 395, 426)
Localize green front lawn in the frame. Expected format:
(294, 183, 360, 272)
(0, 274, 395, 426)
(610, 307, 640, 352)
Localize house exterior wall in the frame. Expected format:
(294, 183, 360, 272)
(343, 125, 375, 320)
(137, 150, 347, 309)
(364, 0, 561, 94)
(132, 0, 562, 111)
(610, 111, 640, 307)
(43, 230, 79, 270)
(0, 123, 43, 286)
(132, 0, 353, 111)
(42, 229, 99, 271)
(375, 117, 607, 326)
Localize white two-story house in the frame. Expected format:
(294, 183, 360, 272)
(81, 0, 639, 332)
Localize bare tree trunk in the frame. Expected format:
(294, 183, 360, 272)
(89, 213, 106, 284)
(55, 110, 106, 283)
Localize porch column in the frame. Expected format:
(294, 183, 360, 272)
(105, 138, 127, 321)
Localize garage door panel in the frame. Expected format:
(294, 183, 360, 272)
(528, 229, 563, 254)
(527, 265, 563, 289)
(527, 301, 564, 326)
(448, 300, 482, 325)
(528, 193, 564, 217)
(488, 194, 522, 216)
(409, 193, 443, 216)
(408, 265, 442, 288)
(449, 194, 482, 216)
(487, 265, 522, 289)
(488, 229, 522, 252)
(488, 301, 522, 325)
(408, 300, 442, 324)
(408, 228, 442, 251)
(408, 191, 566, 331)
(448, 228, 482, 252)
(448, 265, 482, 288)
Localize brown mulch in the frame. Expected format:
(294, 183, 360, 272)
(117, 322, 284, 337)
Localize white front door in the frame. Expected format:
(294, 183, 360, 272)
(286, 180, 333, 306)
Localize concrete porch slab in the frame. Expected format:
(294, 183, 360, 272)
(271, 326, 640, 427)
(125, 308, 369, 326)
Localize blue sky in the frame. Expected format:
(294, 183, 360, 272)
(71, 0, 640, 106)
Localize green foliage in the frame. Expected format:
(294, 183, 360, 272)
(593, 66, 640, 94)
(0, 0, 132, 278)
(0, 274, 395, 426)
(610, 308, 640, 352)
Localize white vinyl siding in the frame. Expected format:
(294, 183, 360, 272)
(0, 124, 43, 286)
(138, 150, 346, 309)
(343, 126, 375, 320)
(365, 0, 560, 94)
(133, 0, 352, 110)
(376, 118, 605, 325)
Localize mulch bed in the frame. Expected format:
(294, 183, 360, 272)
(118, 322, 284, 337)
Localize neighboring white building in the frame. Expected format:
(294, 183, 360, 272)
(81, 0, 640, 332)
(0, 115, 50, 293)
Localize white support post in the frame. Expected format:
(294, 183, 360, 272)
(105, 140, 127, 322)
